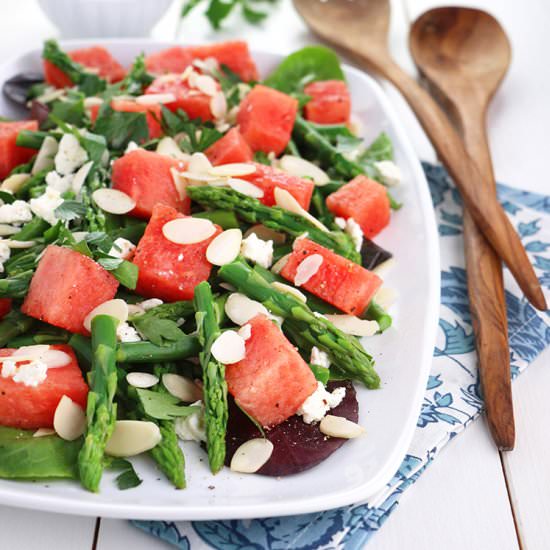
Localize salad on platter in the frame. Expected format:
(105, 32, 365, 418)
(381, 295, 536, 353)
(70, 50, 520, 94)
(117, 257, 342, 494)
(0, 39, 402, 492)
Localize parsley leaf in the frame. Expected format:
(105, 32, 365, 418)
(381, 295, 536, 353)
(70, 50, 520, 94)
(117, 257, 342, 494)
(122, 54, 154, 96)
(106, 458, 142, 490)
(54, 200, 87, 221)
(132, 316, 187, 347)
(94, 105, 149, 150)
(135, 389, 201, 420)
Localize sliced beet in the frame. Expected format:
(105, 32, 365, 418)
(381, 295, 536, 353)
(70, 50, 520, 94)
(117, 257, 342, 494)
(225, 380, 358, 476)
(361, 238, 392, 270)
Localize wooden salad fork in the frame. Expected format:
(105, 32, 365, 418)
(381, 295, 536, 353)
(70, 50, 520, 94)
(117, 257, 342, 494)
(410, 7, 514, 450)
(293, 0, 547, 312)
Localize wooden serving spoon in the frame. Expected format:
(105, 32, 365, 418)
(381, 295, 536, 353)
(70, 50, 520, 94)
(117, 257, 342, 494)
(293, 0, 546, 311)
(410, 7, 514, 450)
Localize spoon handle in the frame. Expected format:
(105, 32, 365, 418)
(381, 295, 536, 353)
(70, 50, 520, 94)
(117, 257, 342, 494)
(371, 58, 546, 311)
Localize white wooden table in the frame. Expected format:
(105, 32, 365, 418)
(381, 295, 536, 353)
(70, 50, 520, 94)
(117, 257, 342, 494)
(0, 0, 548, 548)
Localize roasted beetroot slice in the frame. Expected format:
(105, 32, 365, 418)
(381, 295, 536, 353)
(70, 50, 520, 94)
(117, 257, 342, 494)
(225, 381, 358, 476)
(361, 238, 392, 271)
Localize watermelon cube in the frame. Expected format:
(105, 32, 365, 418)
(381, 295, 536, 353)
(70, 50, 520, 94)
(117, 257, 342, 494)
(145, 75, 215, 121)
(326, 176, 391, 238)
(132, 204, 221, 302)
(0, 120, 39, 179)
(145, 47, 195, 75)
(237, 85, 298, 155)
(205, 128, 253, 165)
(44, 46, 125, 88)
(111, 149, 189, 219)
(21, 246, 119, 335)
(0, 344, 88, 430)
(280, 238, 382, 315)
(241, 162, 314, 210)
(304, 80, 351, 124)
(187, 41, 259, 82)
(225, 314, 317, 428)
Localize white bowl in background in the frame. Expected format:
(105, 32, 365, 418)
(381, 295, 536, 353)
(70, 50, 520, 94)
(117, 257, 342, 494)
(37, 0, 175, 38)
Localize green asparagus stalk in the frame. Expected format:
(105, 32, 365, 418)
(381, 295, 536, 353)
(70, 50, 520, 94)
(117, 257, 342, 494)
(78, 314, 118, 492)
(0, 270, 33, 299)
(193, 281, 228, 474)
(116, 336, 200, 363)
(187, 186, 360, 263)
(12, 217, 50, 241)
(150, 420, 186, 488)
(15, 130, 49, 150)
(0, 310, 34, 347)
(364, 300, 392, 332)
(219, 259, 380, 388)
(192, 209, 240, 229)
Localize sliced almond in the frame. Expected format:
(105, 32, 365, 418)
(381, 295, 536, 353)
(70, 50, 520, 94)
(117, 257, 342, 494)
(194, 74, 218, 96)
(1, 173, 29, 193)
(372, 258, 395, 276)
(83, 299, 128, 332)
(373, 287, 396, 309)
(230, 438, 274, 473)
(41, 349, 72, 368)
(92, 188, 136, 215)
(271, 253, 290, 275)
(83, 96, 103, 108)
(72, 161, 93, 195)
(0, 224, 20, 236)
(12, 345, 50, 359)
(6, 240, 35, 249)
(274, 187, 329, 232)
(162, 217, 216, 245)
(162, 373, 202, 402)
(294, 254, 323, 287)
(126, 372, 159, 389)
(136, 93, 176, 105)
(211, 330, 246, 364)
(227, 178, 264, 198)
(244, 224, 286, 245)
(206, 228, 242, 266)
(179, 171, 219, 183)
(157, 137, 190, 162)
(33, 428, 56, 437)
(279, 155, 329, 186)
(324, 315, 379, 337)
(319, 415, 365, 438)
(210, 91, 227, 120)
(105, 420, 162, 457)
(32, 136, 58, 175)
(271, 281, 307, 303)
(225, 293, 269, 326)
(53, 395, 86, 441)
(127, 303, 146, 317)
(170, 168, 188, 202)
(208, 163, 256, 178)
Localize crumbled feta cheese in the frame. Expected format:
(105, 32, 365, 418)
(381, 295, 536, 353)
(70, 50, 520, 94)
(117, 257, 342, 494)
(0, 200, 32, 225)
(1, 360, 16, 378)
(238, 323, 252, 341)
(0, 240, 11, 273)
(297, 381, 346, 424)
(29, 187, 64, 226)
(117, 322, 141, 343)
(139, 298, 163, 311)
(240, 233, 274, 268)
(345, 218, 363, 252)
(175, 400, 206, 442)
(310, 346, 330, 369)
(12, 359, 48, 387)
(108, 237, 136, 260)
(45, 170, 74, 194)
(54, 134, 88, 175)
(334, 217, 346, 230)
(125, 141, 140, 155)
(374, 160, 402, 187)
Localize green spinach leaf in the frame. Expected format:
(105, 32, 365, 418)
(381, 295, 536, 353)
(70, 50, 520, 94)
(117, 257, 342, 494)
(135, 389, 201, 420)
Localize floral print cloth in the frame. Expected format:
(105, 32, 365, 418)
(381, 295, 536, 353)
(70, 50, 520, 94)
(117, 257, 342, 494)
(133, 163, 550, 549)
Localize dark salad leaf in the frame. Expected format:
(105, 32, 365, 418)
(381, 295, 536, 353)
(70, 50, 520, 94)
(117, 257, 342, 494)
(105, 457, 142, 490)
(135, 389, 200, 420)
(94, 105, 149, 150)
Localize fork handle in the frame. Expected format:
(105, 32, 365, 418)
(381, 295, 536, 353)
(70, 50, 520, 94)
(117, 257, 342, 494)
(367, 56, 546, 311)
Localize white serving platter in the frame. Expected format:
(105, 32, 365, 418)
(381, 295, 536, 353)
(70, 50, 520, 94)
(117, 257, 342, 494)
(0, 39, 440, 520)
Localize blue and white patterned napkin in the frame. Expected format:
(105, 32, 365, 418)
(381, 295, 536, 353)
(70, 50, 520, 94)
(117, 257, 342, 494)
(133, 163, 550, 549)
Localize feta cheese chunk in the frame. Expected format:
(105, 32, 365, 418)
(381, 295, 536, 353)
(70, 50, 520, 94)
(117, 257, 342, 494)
(45, 170, 74, 194)
(30, 187, 64, 226)
(125, 141, 140, 155)
(374, 160, 402, 187)
(1, 360, 16, 378)
(240, 233, 274, 268)
(12, 359, 48, 387)
(108, 237, 136, 260)
(54, 134, 88, 175)
(345, 217, 363, 252)
(0, 240, 11, 273)
(310, 346, 331, 369)
(175, 400, 206, 442)
(116, 322, 141, 343)
(297, 381, 346, 424)
(0, 200, 32, 225)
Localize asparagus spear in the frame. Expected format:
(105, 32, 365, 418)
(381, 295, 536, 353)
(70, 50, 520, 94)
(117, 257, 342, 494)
(117, 335, 200, 363)
(193, 281, 228, 474)
(128, 300, 195, 324)
(78, 314, 118, 492)
(0, 270, 33, 299)
(0, 310, 34, 347)
(187, 186, 360, 263)
(151, 420, 186, 488)
(364, 300, 392, 332)
(219, 259, 380, 388)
